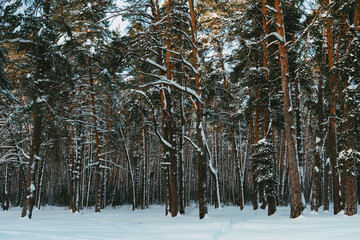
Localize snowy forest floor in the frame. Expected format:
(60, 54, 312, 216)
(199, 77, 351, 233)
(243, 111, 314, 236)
(1, 205, 360, 240)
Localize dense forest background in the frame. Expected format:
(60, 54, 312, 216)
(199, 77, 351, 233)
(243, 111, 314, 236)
(0, 0, 360, 219)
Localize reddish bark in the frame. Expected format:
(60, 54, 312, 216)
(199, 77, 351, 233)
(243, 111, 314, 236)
(275, 0, 304, 218)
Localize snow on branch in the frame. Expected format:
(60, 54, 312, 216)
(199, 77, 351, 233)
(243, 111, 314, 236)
(265, 5, 277, 13)
(268, 32, 284, 42)
(182, 56, 199, 75)
(156, 129, 174, 149)
(246, 32, 284, 46)
(122, 90, 154, 108)
(0, 88, 20, 104)
(289, 5, 322, 49)
(201, 126, 218, 175)
(0, 38, 33, 44)
(145, 58, 167, 72)
(184, 136, 202, 153)
(140, 77, 202, 103)
(150, 115, 175, 149)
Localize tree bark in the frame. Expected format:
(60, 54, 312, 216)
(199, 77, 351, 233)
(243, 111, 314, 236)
(311, 72, 324, 211)
(355, 2, 359, 31)
(178, 0, 186, 215)
(214, 27, 240, 210)
(275, 0, 304, 218)
(21, 99, 42, 219)
(189, 0, 208, 219)
(89, 60, 102, 214)
(345, 172, 357, 216)
(2, 166, 10, 211)
(324, 0, 341, 215)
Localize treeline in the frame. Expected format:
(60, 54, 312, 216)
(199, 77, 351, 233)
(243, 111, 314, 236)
(0, 0, 360, 219)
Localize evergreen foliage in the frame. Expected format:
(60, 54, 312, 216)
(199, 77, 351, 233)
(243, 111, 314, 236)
(250, 139, 277, 199)
(1, 0, 360, 219)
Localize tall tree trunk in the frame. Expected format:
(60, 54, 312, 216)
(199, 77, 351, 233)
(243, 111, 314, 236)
(89, 60, 102, 213)
(2, 166, 10, 211)
(278, 131, 286, 203)
(345, 171, 357, 216)
(248, 103, 258, 210)
(275, 0, 304, 218)
(311, 72, 324, 211)
(69, 104, 77, 212)
(325, 0, 341, 215)
(214, 27, 239, 210)
(36, 156, 45, 209)
(189, 0, 208, 219)
(150, 0, 179, 216)
(17, 164, 25, 207)
(21, 99, 42, 219)
(178, 0, 185, 214)
(355, 2, 359, 31)
(119, 125, 136, 211)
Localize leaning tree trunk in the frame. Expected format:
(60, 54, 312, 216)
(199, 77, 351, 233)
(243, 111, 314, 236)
(275, 0, 304, 218)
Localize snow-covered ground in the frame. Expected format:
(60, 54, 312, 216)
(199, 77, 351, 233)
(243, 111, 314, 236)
(1, 205, 359, 240)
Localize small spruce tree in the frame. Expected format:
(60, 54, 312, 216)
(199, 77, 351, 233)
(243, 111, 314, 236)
(250, 139, 277, 216)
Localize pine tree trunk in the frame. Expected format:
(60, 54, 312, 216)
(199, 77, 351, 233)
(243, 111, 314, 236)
(249, 106, 258, 210)
(325, 0, 341, 215)
(278, 131, 285, 203)
(267, 195, 276, 216)
(166, 0, 178, 217)
(215, 27, 240, 210)
(119, 126, 136, 211)
(275, 0, 304, 218)
(17, 165, 25, 207)
(311, 70, 324, 211)
(36, 157, 45, 209)
(345, 166, 357, 216)
(178, 0, 186, 215)
(89, 61, 102, 214)
(69, 112, 76, 212)
(21, 99, 42, 219)
(2, 166, 10, 211)
(355, 3, 359, 31)
(189, 0, 208, 219)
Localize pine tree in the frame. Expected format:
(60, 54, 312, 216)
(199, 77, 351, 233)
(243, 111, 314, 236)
(250, 139, 277, 216)
(274, 0, 304, 218)
(337, 149, 360, 216)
